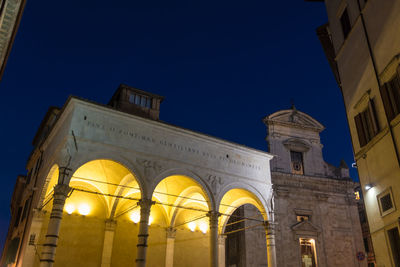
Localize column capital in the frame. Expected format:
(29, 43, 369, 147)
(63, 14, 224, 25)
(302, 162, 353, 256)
(58, 167, 73, 185)
(218, 235, 227, 245)
(166, 227, 177, 239)
(53, 184, 71, 197)
(105, 219, 117, 231)
(207, 211, 221, 220)
(264, 220, 276, 232)
(137, 198, 155, 209)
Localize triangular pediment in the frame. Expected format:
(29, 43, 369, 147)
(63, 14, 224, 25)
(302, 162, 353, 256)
(263, 109, 325, 132)
(291, 220, 321, 233)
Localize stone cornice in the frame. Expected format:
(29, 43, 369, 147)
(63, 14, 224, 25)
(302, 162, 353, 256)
(272, 171, 357, 195)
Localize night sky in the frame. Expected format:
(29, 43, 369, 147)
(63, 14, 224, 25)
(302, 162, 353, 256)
(0, 0, 356, 250)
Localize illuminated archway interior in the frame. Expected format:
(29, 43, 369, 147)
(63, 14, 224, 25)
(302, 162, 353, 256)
(40, 159, 142, 267)
(219, 189, 268, 267)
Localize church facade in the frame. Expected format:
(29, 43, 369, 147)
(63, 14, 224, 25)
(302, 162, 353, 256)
(1, 85, 365, 267)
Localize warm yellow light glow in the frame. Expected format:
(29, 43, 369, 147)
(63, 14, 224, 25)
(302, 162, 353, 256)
(130, 212, 140, 223)
(78, 203, 91, 216)
(188, 221, 196, 232)
(199, 222, 208, 234)
(148, 216, 154, 226)
(65, 204, 75, 214)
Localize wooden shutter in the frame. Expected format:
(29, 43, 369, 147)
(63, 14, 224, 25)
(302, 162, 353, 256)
(355, 113, 367, 147)
(380, 84, 395, 121)
(368, 99, 379, 135)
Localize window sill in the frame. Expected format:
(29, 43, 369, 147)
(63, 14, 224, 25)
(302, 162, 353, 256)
(390, 113, 400, 128)
(355, 127, 389, 160)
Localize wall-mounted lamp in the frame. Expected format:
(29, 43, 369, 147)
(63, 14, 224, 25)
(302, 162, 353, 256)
(365, 183, 374, 191)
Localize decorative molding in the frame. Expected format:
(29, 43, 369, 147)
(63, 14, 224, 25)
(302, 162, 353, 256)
(283, 138, 311, 152)
(136, 158, 163, 178)
(272, 172, 354, 195)
(353, 89, 371, 111)
(206, 174, 223, 194)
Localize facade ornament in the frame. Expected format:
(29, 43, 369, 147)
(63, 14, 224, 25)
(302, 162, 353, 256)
(206, 174, 223, 194)
(136, 158, 163, 178)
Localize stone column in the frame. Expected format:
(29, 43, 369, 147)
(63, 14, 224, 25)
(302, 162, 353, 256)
(265, 221, 277, 267)
(135, 199, 154, 267)
(165, 227, 176, 267)
(100, 220, 117, 267)
(40, 184, 71, 267)
(208, 211, 220, 267)
(218, 235, 226, 267)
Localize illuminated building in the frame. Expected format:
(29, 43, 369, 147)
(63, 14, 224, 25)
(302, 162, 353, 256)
(309, 0, 400, 266)
(1, 85, 364, 266)
(264, 106, 365, 267)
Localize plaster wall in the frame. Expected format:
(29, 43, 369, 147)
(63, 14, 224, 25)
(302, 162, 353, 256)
(273, 173, 366, 267)
(321, 1, 400, 265)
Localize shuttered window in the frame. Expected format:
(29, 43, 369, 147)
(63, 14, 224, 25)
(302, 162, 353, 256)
(354, 99, 379, 147)
(340, 8, 351, 39)
(380, 71, 400, 122)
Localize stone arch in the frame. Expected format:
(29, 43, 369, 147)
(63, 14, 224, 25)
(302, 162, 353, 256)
(38, 163, 59, 208)
(66, 158, 142, 219)
(67, 153, 147, 197)
(150, 168, 215, 210)
(217, 182, 270, 234)
(169, 186, 209, 227)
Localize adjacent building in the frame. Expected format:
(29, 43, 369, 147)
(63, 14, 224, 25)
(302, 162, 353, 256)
(0, 0, 26, 80)
(264, 106, 364, 267)
(310, 0, 400, 266)
(1, 85, 364, 267)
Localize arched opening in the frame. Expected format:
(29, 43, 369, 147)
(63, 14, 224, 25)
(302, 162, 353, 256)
(219, 189, 268, 267)
(40, 164, 59, 208)
(149, 175, 211, 267)
(39, 159, 142, 267)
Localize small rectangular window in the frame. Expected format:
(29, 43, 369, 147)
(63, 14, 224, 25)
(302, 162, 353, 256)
(290, 151, 304, 175)
(140, 96, 147, 107)
(380, 194, 393, 213)
(14, 207, 22, 227)
(21, 198, 31, 222)
(146, 98, 151, 108)
(340, 8, 351, 39)
(135, 94, 141, 105)
(129, 94, 135, 103)
(29, 234, 36, 246)
(378, 189, 395, 216)
(297, 215, 309, 222)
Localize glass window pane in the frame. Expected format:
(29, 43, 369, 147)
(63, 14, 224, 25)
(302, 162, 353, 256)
(135, 94, 140, 105)
(141, 96, 147, 107)
(146, 98, 151, 108)
(129, 94, 135, 103)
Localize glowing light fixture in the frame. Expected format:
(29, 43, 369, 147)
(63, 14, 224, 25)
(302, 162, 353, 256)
(65, 204, 75, 214)
(188, 222, 196, 232)
(78, 203, 91, 216)
(365, 183, 374, 191)
(130, 212, 140, 224)
(199, 222, 208, 234)
(148, 216, 154, 226)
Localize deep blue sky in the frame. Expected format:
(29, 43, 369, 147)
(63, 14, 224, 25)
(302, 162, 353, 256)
(0, 0, 356, 249)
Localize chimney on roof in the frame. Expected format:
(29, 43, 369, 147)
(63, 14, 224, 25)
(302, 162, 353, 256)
(108, 84, 164, 120)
